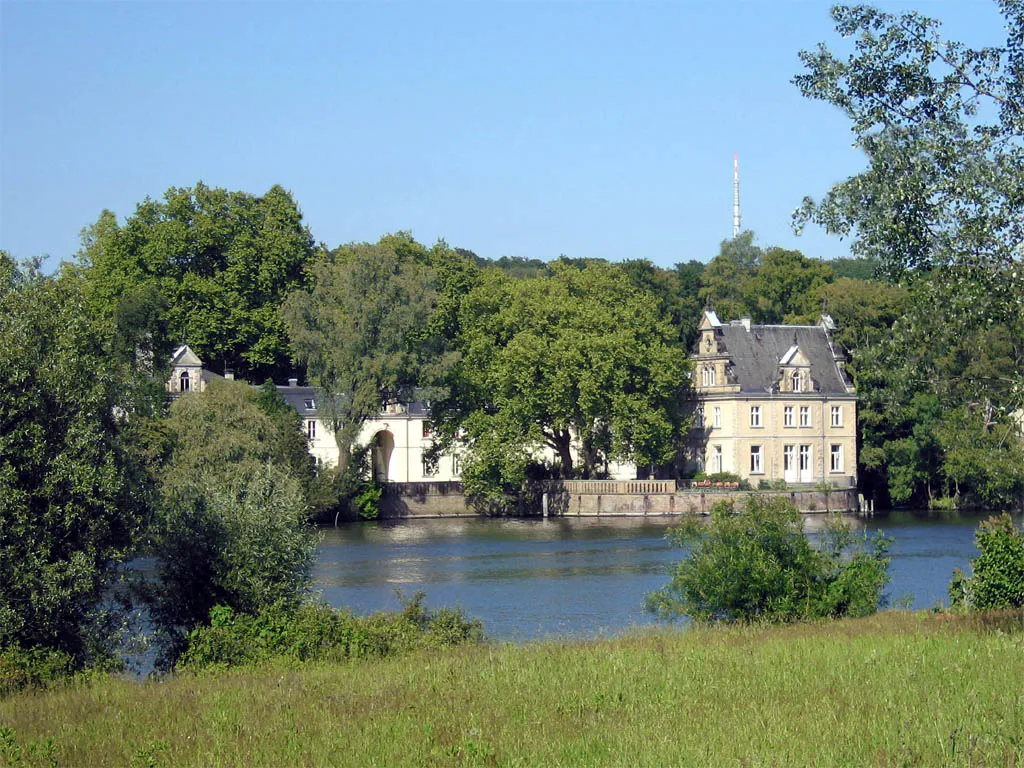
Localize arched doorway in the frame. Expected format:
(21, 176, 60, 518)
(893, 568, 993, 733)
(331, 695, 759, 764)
(371, 430, 395, 482)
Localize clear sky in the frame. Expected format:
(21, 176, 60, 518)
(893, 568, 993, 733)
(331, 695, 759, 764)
(0, 1, 1008, 271)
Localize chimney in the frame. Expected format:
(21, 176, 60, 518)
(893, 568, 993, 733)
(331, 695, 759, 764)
(740, 317, 751, 331)
(288, 378, 299, 387)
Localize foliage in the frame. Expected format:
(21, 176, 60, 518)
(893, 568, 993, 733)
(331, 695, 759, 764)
(950, 513, 1024, 611)
(749, 247, 834, 323)
(282, 232, 451, 474)
(177, 593, 483, 670)
(145, 379, 319, 666)
(0, 255, 157, 666)
(79, 182, 315, 382)
(698, 231, 761, 320)
(433, 259, 691, 501)
(0, 645, 75, 698)
(646, 497, 890, 623)
(353, 483, 383, 520)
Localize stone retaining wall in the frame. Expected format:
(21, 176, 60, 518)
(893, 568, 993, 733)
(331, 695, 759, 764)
(379, 482, 859, 519)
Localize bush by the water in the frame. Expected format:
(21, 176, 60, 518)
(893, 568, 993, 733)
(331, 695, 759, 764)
(950, 513, 1024, 610)
(645, 496, 890, 623)
(0, 646, 76, 697)
(177, 593, 484, 670)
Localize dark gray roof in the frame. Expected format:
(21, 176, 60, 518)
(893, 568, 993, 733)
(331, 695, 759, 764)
(275, 384, 431, 418)
(715, 322, 853, 395)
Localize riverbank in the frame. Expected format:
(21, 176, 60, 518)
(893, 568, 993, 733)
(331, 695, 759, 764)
(3, 611, 1022, 766)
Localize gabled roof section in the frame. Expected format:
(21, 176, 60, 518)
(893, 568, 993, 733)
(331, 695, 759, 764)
(715, 321, 853, 395)
(779, 345, 810, 367)
(699, 310, 722, 330)
(169, 345, 203, 368)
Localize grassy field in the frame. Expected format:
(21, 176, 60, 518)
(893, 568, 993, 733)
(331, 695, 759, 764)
(2, 611, 1023, 766)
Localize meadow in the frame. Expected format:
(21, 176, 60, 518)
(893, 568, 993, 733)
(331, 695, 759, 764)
(2, 611, 1023, 766)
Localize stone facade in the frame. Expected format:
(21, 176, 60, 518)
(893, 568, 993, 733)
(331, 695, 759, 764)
(688, 310, 857, 488)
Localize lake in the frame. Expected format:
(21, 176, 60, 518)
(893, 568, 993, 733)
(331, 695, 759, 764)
(313, 510, 1001, 641)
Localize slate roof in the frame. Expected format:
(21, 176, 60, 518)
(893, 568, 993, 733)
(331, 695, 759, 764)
(713, 321, 853, 395)
(275, 384, 431, 419)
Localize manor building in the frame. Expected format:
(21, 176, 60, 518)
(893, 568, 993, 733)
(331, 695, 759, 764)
(688, 310, 857, 487)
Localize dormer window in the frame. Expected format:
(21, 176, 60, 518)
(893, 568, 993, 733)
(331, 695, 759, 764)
(179, 371, 190, 392)
(304, 398, 316, 410)
(701, 365, 716, 387)
(792, 371, 802, 393)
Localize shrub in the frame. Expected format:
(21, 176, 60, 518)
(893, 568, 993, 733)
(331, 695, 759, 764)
(177, 593, 484, 671)
(353, 483, 383, 520)
(0, 646, 75, 697)
(949, 513, 1024, 611)
(645, 496, 890, 624)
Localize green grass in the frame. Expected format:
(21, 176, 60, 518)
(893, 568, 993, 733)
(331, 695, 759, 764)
(3, 612, 1024, 766)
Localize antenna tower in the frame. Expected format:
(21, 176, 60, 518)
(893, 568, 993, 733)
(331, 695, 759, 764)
(732, 153, 741, 237)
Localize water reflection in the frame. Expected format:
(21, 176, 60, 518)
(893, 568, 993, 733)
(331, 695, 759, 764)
(313, 510, 1001, 642)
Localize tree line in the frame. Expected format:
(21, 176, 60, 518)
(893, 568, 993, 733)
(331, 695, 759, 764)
(3, 1, 1024, 682)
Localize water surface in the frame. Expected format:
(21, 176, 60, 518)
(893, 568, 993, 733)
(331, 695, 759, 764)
(314, 509, 1000, 641)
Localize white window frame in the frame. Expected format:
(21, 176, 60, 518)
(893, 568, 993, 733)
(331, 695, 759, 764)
(799, 444, 811, 472)
(830, 444, 844, 473)
(452, 455, 461, 477)
(702, 365, 716, 387)
(792, 371, 801, 393)
(713, 407, 722, 429)
(799, 406, 811, 427)
(783, 406, 794, 428)
(712, 445, 723, 473)
(306, 419, 316, 440)
(831, 405, 842, 428)
(750, 405, 762, 428)
(179, 371, 190, 392)
(750, 445, 763, 474)
(422, 455, 437, 477)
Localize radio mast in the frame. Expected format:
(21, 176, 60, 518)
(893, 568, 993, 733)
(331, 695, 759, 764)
(732, 153, 741, 237)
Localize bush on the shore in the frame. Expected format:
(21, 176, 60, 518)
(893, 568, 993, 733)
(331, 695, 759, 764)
(645, 496, 891, 623)
(950, 513, 1024, 610)
(177, 593, 484, 671)
(0, 646, 76, 697)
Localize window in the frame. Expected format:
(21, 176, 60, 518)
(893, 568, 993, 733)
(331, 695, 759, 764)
(830, 444, 844, 473)
(179, 371, 190, 392)
(422, 455, 437, 477)
(783, 445, 795, 472)
(750, 445, 763, 474)
(831, 406, 842, 427)
(422, 421, 432, 439)
(750, 406, 762, 428)
(713, 407, 722, 429)
(306, 420, 316, 440)
(712, 445, 723, 473)
(799, 406, 811, 427)
(792, 371, 802, 393)
(783, 406, 794, 427)
(452, 455, 461, 477)
(304, 398, 316, 410)
(701, 365, 717, 387)
(799, 445, 811, 472)
(695, 407, 704, 428)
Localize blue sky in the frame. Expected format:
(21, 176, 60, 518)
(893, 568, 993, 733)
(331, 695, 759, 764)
(0, 1, 1007, 271)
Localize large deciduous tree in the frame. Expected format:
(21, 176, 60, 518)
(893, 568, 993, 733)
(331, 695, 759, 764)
(282, 233, 451, 474)
(795, 4, 1024, 506)
(0, 254, 157, 665)
(433, 260, 691, 505)
(80, 182, 315, 382)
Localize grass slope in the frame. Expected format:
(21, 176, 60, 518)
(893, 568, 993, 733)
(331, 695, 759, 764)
(2, 612, 1023, 766)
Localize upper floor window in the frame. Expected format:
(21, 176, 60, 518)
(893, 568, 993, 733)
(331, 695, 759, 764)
(831, 406, 842, 427)
(304, 398, 316, 410)
(452, 454, 462, 477)
(750, 445, 763, 474)
(422, 421, 432, 439)
(306, 420, 316, 440)
(792, 371, 802, 393)
(713, 407, 722, 429)
(701, 365, 716, 387)
(799, 406, 811, 427)
(750, 405, 762, 428)
(179, 371, 190, 392)
(783, 406, 794, 427)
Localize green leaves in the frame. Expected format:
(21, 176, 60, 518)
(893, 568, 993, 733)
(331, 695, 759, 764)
(646, 496, 891, 624)
(951, 513, 1024, 610)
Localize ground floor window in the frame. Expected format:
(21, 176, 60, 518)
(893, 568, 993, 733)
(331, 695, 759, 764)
(712, 445, 723, 473)
(750, 445, 763, 474)
(830, 444, 843, 473)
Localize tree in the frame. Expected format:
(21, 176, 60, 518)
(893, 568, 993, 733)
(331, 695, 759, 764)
(950, 514, 1024, 610)
(80, 182, 316, 382)
(645, 496, 890, 624)
(698, 231, 761, 320)
(282, 233, 448, 475)
(146, 378, 319, 665)
(433, 260, 691, 501)
(0, 255, 156, 665)
(748, 247, 834, 324)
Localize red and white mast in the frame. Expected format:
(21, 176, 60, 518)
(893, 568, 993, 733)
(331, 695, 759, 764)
(732, 153, 741, 237)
